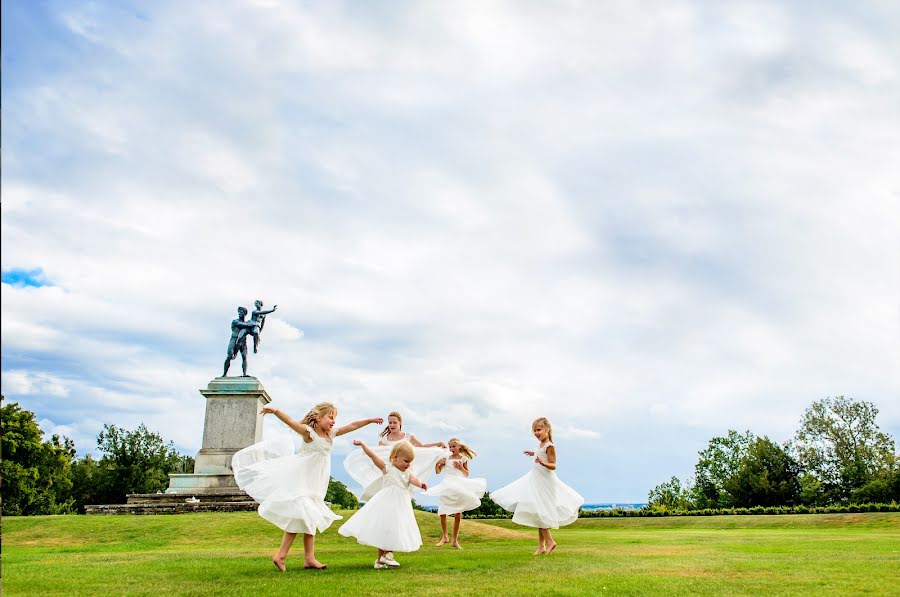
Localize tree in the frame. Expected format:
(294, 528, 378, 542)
(647, 476, 694, 511)
(723, 436, 801, 507)
(325, 477, 359, 509)
(93, 423, 183, 504)
(1, 400, 76, 515)
(793, 396, 895, 503)
(465, 492, 508, 518)
(692, 430, 756, 509)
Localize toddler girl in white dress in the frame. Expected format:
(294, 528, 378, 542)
(490, 417, 584, 555)
(339, 440, 427, 569)
(344, 411, 446, 501)
(232, 402, 382, 571)
(424, 437, 486, 549)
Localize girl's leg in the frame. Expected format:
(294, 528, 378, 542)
(534, 529, 546, 555)
(436, 514, 449, 545)
(273, 532, 296, 571)
(451, 513, 463, 549)
(545, 529, 557, 555)
(302, 533, 326, 569)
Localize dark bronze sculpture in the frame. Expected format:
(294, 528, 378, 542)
(222, 301, 279, 376)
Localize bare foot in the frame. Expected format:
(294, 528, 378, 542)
(545, 542, 557, 555)
(435, 537, 449, 547)
(272, 557, 286, 572)
(533, 546, 545, 556)
(303, 559, 327, 569)
(451, 541, 462, 550)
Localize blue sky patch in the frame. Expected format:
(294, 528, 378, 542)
(2, 267, 51, 288)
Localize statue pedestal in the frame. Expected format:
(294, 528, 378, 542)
(165, 376, 271, 494)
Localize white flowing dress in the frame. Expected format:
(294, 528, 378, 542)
(232, 424, 341, 535)
(424, 456, 487, 515)
(343, 432, 447, 501)
(338, 463, 423, 552)
(490, 441, 584, 529)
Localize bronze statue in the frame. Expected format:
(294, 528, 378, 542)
(223, 307, 257, 377)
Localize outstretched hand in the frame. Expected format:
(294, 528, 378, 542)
(353, 439, 365, 447)
(372, 417, 384, 425)
(260, 405, 278, 415)
(420, 482, 428, 491)
(524, 450, 535, 457)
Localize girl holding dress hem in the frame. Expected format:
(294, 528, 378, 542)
(490, 417, 584, 555)
(424, 438, 486, 549)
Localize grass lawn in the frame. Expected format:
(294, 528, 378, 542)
(3, 511, 899, 596)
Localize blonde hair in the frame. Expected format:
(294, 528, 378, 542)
(532, 417, 553, 442)
(448, 437, 476, 459)
(389, 441, 415, 461)
(380, 411, 403, 438)
(301, 402, 337, 428)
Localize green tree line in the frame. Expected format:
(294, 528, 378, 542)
(1, 399, 357, 515)
(648, 396, 900, 511)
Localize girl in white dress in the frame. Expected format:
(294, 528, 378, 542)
(232, 402, 382, 571)
(343, 411, 447, 501)
(339, 440, 427, 569)
(425, 438, 486, 549)
(490, 417, 584, 555)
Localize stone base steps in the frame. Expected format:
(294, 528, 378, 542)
(126, 491, 253, 504)
(85, 501, 259, 515)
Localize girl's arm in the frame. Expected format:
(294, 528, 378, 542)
(535, 445, 557, 470)
(409, 435, 447, 449)
(409, 474, 428, 491)
(260, 405, 312, 442)
(335, 417, 384, 437)
(353, 440, 386, 472)
(435, 457, 446, 474)
(523, 450, 535, 457)
(452, 460, 470, 477)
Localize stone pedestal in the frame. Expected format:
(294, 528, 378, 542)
(165, 376, 271, 494)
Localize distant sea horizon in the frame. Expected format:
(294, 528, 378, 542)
(419, 502, 648, 513)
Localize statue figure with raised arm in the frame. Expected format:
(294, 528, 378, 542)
(249, 300, 277, 354)
(223, 306, 256, 377)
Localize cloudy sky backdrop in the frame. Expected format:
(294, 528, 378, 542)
(2, 0, 898, 503)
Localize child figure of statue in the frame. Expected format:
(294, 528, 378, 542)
(249, 300, 277, 354)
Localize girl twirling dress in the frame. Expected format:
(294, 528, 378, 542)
(424, 457, 487, 515)
(338, 463, 423, 552)
(491, 441, 584, 528)
(233, 424, 340, 534)
(344, 433, 446, 501)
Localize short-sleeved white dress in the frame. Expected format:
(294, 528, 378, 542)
(490, 441, 584, 529)
(424, 456, 487, 515)
(338, 463, 423, 552)
(232, 424, 341, 534)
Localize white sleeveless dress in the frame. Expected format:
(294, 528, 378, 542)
(232, 424, 341, 534)
(338, 463, 423, 552)
(424, 456, 487, 515)
(343, 432, 447, 501)
(490, 441, 584, 529)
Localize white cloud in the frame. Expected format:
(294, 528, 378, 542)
(2, 0, 898, 501)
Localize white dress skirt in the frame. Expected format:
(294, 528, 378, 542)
(338, 463, 423, 552)
(232, 424, 341, 535)
(343, 432, 447, 501)
(424, 456, 487, 515)
(490, 442, 584, 529)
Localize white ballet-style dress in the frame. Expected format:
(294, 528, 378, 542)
(490, 441, 584, 529)
(338, 463, 423, 552)
(232, 424, 341, 535)
(424, 456, 487, 515)
(343, 432, 447, 501)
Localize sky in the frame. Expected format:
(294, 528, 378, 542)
(2, 0, 899, 504)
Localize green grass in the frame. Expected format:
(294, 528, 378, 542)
(4, 512, 899, 596)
